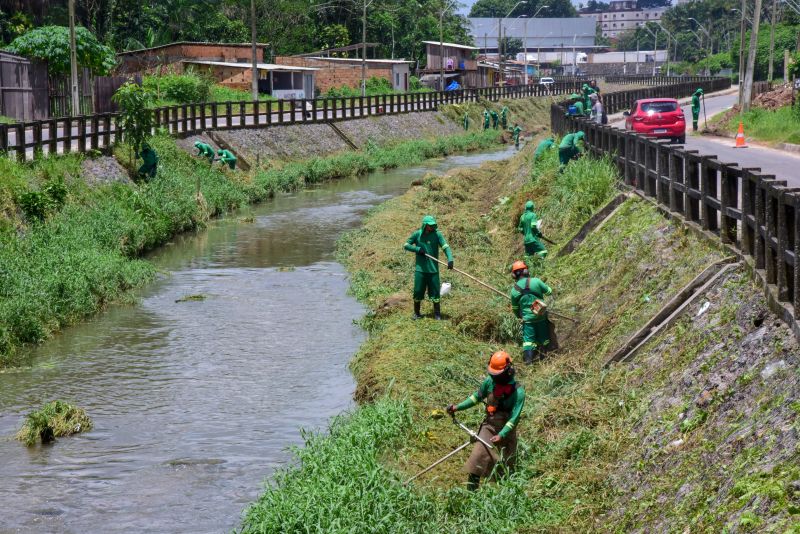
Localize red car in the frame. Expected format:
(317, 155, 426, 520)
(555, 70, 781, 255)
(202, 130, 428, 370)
(623, 98, 686, 144)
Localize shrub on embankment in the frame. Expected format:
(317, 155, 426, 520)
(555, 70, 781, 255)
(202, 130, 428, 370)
(242, 138, 739, 531)
(0, 128, 503, 367)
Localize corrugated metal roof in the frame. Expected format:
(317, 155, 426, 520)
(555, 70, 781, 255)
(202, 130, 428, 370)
(183, 60, 318, 71)
(421, 41, 478, 50)
(469, 17, 596, 49)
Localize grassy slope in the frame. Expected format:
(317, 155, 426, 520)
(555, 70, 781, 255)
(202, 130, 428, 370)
(0, 126, 502, 367)
(708, 105, 800, 145)
(242, 130, 742, 531)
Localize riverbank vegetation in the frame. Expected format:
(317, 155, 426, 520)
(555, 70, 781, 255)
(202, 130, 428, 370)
(15, 400, 92, 446)
(708, 104, 800, 146)
(0, 126, 502, 367)
(244, 133, 799, 531)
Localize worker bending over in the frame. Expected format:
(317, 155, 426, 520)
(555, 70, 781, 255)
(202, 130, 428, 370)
(558, 131, 584, 169)
(518, 200, 547, 258)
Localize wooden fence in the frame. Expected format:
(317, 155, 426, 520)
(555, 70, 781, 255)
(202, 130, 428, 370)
(551, 77, 800, 328)
(0, 80, 587, 161)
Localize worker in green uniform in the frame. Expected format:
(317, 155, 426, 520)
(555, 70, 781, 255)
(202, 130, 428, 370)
(446, 351, 525, 490)
(510, 260, 552, 364)
(534, 137, 555, 160)
(194, 140, 215, 163)
(582, 83, 595, 115)
(691, 88, 703, 131)
(490, 109, 500, 129)
(137, 143, 158, 180)
(483, 109, 491, 130)
(558, 131, 584, 169)
(500, 106, 509, 129)
(463, 112, 470, 130)
(518, 200, 547, 258)
(403, 215, 454, 320)
(566, 93, 584, 117)
(217, 148, 237, 170)
(510, 123, 522, 149)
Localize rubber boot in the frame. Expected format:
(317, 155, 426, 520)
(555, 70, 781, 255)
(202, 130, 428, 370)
(523, 349, 535, 365)
(433, 302, 442, 320)
(467, 473, 481, 491)
(412, 301, 422, 320)
(692, 121, 698, 131)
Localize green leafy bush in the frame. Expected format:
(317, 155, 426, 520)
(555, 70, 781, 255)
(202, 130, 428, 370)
(143, 72, 212, 103)
(5, 25, 115, 75)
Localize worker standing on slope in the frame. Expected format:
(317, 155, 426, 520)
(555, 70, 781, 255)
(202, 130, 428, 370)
(483, 109, 491, 130)
(510, 260, 552, 364)
(518, 201, 547, 258)
(582, 83, 595, 115)
(446, 351, 525, 490)
(500, 106, 509, 129)
(403, 215, 454, 320)
(511, 123, 522, 149)
(137, 143, 158, 181)
(534, 137, 555, 161)
(217, 149, 237, 170)
(490, 109, 500, 130)
(194, 140, 215, 163)
(691, 88, 704, 132)
(463, 112, 470, 130)
(558, 131, 584, 170)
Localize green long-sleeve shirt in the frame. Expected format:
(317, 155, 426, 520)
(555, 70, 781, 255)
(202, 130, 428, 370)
(534, 137, 554, 159)
(559, 132, 584, 153)
(455, 376, 526, 438)
(518, 206, 541, 245)
(218, 149, 236, 163)
(403, 215, 454, 273)
(510, 276, 552, 322)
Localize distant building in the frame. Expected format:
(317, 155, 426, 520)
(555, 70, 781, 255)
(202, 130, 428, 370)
(116, 42, 270, 75)
(274, 56, 412, 93)
(579, 1, 668, 39)
(468, 17, 597, 62)
(419, 41, 480, 88)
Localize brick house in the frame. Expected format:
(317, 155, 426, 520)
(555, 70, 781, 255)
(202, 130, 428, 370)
(273, 56, 412, 93)
(116, 42, 270, 75)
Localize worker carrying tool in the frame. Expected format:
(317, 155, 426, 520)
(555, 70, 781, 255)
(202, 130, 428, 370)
(446, 351, 525, 491)
(490, 109, 500, 129)
(137, 143, 158, 181)
(194, 140, 215, 163)
(558, 131, 584, 169)
(483, 109, 491, 130)
(691, 88, 704, 132)
(403, 215, 454, 320)
(510, 123, 522, 149)
(518, 201, 547, 258)
(217, 149, 237, 170)
(534, 137, 555, 161)
(500, 106, 509, 129)
(510, 260, 553, 364)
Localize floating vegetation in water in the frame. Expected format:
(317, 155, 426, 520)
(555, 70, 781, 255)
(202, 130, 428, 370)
(16, 400, 92, 446)
(175, 294, 207, 303)
(277, 266, 296, 272)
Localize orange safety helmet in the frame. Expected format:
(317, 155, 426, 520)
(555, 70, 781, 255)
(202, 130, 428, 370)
(487, 351, 512, 375)
(511, 260, 528, 274)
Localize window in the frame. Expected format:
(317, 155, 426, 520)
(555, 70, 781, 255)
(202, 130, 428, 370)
(640, 101, 678, 112)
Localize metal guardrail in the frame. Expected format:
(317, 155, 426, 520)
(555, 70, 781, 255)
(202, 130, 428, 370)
(0, 81, 589, 162)
(552, 77, 800, 327)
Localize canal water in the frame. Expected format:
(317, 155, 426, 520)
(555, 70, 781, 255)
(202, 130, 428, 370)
(0, 146, 516, 533)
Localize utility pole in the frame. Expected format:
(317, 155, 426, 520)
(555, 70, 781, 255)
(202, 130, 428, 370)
(636, 39, 640, 74)
(742, 0, 763, 112)
(738, 0, 747, 107)
(68, 0, 80, 115)
(440, 6, 445, 91)
(768, 0, 777, 82)
(250, 0, 258, 101)
(362, 0, 368, 96)
(498, 17, 503, 84)
(523, 16, 528, 85)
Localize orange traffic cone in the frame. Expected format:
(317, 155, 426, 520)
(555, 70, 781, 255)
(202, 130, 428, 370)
(734, 121, 748, 148)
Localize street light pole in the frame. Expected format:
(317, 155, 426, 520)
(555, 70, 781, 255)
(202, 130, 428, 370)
(522, 16, 528, 85)
(737, 4, 747, 106)
(768, 0, 777, 81)
(68, 0, 80, 115)
(251, 0, 258, 101)
(440, 6, 445, 91)
(742, 0, 763, 112)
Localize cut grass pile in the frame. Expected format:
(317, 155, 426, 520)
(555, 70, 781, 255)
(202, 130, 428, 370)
(243, 136, 730, 531)
(0, 127, 503, 367)
(15, 400, 92, 446)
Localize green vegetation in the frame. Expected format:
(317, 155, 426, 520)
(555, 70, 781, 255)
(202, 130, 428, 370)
(324, 76, 432, 98)
(4, 25, 115, 75)
(15, 400, 92, 446)
(0, 115, 15, 124)
(244, 136, 734, 531)
(143, 72, 212, 104)
(711, 105, 800, 145)
(0, 127, 502, 366)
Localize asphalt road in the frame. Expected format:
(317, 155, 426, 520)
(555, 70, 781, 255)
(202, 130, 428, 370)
(611, 89, 800, 187)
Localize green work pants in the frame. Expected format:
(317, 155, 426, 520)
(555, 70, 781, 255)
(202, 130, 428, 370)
(524, 239, 548, 258)
(559, 147, 577, 166)
(413, 271, 441, 302)
(522, 319, 550, 351)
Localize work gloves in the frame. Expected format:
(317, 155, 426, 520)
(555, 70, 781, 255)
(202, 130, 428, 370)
(416, 247, 426, 256)
(446, 404, 457, 415)
(447, 260, 454, 270)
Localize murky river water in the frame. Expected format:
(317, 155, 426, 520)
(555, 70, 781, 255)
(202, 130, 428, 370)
(0, 146, 515, 533)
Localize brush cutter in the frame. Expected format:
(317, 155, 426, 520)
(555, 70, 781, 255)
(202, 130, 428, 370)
(451, 413, 496, 452)
(403, 440, 472, 485)
(424, 253, 580, 324)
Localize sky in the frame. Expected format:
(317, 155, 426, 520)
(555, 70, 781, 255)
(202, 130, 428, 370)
(458, 0, 583, 15)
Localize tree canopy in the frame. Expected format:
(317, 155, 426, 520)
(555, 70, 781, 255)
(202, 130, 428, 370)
(5, 25, 116, 75)
(469, 0, 577, 18)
